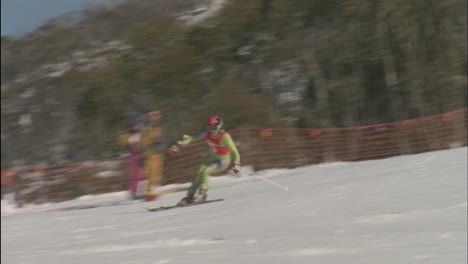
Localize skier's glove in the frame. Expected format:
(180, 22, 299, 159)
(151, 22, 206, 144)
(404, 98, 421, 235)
(232, 162, 241, 174)
(171, 141, 184, 153)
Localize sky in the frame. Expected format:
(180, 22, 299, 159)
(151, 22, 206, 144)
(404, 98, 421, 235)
(1, 0, 116, 37)
(2, 147, 466, 264)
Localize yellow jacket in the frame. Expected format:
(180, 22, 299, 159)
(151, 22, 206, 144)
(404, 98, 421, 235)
(143, 125, 164, 155)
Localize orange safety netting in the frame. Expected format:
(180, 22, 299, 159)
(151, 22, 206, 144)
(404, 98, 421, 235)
(2, 108, 467, 206)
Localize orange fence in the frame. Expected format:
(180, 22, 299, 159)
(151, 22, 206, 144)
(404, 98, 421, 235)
(2, 108, 467, 206)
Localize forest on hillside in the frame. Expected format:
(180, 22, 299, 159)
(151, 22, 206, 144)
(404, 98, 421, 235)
(1, 0, 466, 168)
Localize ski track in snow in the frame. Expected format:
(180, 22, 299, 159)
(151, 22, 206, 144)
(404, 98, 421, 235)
(2, 147, 467, 264)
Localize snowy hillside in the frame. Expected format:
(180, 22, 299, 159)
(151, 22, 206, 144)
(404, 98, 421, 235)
(2, 147, 467, 264)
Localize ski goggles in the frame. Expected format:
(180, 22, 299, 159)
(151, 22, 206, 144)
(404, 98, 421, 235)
(208, 125, 219, 130)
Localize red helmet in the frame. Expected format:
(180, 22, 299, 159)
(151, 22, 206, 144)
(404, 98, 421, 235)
(208, 116, 223, 133)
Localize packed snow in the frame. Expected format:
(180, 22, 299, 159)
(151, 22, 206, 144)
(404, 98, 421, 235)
(2, 147, 467, 264)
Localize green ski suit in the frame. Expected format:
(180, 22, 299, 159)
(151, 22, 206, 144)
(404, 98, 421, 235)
(178, 130, 240, 198)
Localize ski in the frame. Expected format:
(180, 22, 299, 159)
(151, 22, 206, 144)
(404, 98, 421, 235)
(146, 199, 224, 212)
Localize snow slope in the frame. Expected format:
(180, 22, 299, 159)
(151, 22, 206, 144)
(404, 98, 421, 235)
(2, 148, 467, 264)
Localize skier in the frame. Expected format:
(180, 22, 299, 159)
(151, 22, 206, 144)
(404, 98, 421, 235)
(171, 116, 241, 206)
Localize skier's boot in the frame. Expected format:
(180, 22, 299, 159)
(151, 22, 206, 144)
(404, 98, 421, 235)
(193, 190, 207, 204)
(177, 195, 194, 206)
(177, 183, 200, 206)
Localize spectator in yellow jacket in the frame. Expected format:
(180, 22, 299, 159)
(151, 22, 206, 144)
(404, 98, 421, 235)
(142, 110, 167, 201)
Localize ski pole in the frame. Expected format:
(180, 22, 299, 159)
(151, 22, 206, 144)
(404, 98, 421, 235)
(242, 169, 289, 191)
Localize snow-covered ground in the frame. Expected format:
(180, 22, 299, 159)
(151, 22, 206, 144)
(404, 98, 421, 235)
(2, 148, 467, 264)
